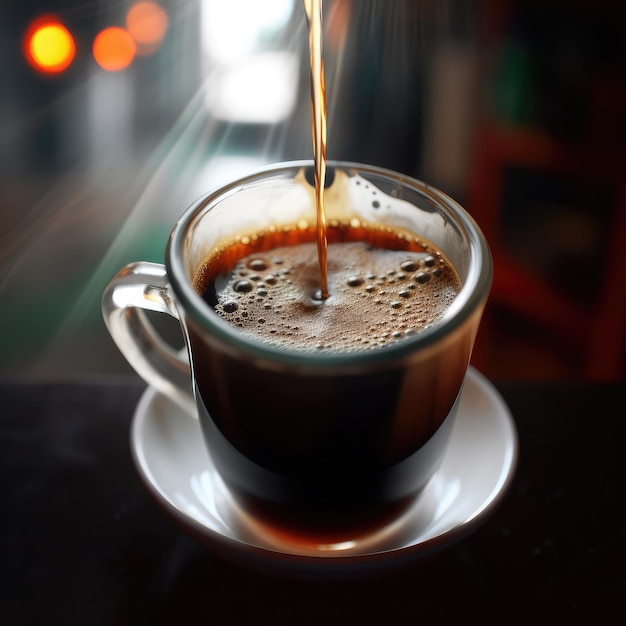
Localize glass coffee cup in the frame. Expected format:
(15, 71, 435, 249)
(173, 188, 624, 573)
(102, 161, 492, 540)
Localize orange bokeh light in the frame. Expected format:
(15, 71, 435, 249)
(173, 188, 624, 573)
(24, 18, 76, 74)
(126, 2, 169, 55)
(93, 27, 136, 72)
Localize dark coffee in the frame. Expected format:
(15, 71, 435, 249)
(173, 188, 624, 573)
(188, 220, 469, 539)
(195, 220, 461, 352)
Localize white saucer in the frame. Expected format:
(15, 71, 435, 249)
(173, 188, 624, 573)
(131, 367, 517, 577)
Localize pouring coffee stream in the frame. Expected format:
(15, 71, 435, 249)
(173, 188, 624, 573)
(304, 0, 329, 300)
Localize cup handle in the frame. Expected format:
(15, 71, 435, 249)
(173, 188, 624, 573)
(102, 261, 196, 416)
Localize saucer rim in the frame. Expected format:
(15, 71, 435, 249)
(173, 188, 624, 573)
(130, 366, 518, 571)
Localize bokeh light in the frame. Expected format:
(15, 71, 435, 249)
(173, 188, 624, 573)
(24, 18, 76, 74)
(126, 1, 169, 55)
(93, 27, 136, 72)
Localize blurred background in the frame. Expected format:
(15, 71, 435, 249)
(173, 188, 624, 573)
(0, 0, 624, 382)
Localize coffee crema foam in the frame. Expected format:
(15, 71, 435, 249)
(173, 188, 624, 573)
(194, 221, 461, 352)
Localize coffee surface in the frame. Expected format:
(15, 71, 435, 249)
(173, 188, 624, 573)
(195, 223, 461, 352)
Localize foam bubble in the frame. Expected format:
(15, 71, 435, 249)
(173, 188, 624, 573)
(347, 276, 364, 287)
(401, 260, 418, 272)
(248, 259, 268, 271)
(233, 279, 254, 293)
(223, 300, 239, 313)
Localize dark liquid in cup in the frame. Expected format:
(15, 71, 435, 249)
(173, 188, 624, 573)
(194, 220, 461, 352)
(190, 221, 467, 541)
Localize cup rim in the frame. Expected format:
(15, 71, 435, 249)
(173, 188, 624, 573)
(166, 160, 493, 368)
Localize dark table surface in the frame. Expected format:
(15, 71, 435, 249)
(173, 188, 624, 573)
(1, 376, 625, 624)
